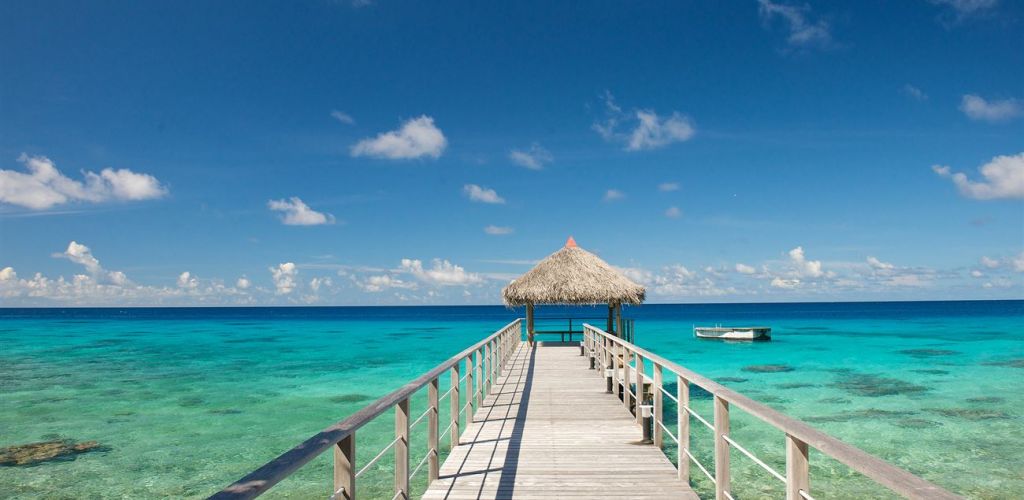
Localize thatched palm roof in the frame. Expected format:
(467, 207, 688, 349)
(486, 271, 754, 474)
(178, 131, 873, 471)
(502, 237, 646, 306)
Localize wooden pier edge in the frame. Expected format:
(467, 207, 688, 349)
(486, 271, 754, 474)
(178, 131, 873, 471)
(581, 323, 962, 500)
(209, 319, 521, 500)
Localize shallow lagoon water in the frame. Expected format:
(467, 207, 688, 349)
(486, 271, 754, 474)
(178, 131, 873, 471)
(1, 301, 1021, 499)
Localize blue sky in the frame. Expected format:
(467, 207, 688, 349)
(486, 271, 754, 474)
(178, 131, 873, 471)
(1, 0, 1022, 306)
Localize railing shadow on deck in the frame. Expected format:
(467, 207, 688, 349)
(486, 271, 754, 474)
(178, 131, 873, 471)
(432, 343, 536, 499)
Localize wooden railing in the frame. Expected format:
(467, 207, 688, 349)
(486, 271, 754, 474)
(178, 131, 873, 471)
(581, 323, 961, 500)
(210, 319, 522, 500)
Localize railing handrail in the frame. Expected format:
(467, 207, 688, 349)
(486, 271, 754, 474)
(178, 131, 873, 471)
(582, 323, 960, 500)
(211, 319, 522, 499)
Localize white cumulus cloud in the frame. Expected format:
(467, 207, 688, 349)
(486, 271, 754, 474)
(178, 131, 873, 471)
(350, 116, 447, 159)
(593, 92, 695, 151)
(959, 95, 1021, 122)
(268, 197, 336, 225)
(236, 277, 251, 289)
(177, 271, 198, 289)
(771, 277, 800, 289)
(509, 143, 552, 170)
(735, 263, 757, 274)
(932, 153, 1024, 200)
(269, 262, 298, 294)
(0, 154, 167, 210)
(867, 256, 895, 271)
(400, 258, 483, 286)
(788, 246, 824, 278)
(463, 184, 505, 204)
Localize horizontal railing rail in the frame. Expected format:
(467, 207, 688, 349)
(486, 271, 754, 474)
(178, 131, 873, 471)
(211, 319, 522, 500)
(531, 316, 634, 343)
(581, 323, 960, 500)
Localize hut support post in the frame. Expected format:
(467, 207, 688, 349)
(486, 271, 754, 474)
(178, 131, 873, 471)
(615, 302, 623, 341)
(607, 303, 615, 335)
(526, 303, 535, 346)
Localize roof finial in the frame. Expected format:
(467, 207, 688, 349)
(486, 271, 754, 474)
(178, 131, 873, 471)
(565, 236, 577, 248)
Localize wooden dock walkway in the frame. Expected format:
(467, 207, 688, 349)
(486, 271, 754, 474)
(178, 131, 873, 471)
(423, 342, 698, 500)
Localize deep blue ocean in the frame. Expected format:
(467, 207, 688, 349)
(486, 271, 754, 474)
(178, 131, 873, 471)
(1, 301, 1022, 499)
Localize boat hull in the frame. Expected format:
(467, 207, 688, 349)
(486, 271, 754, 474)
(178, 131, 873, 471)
(694, 327, 771, 341)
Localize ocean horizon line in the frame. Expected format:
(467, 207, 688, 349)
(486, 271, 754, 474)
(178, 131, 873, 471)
(2, 297, 1021, 310)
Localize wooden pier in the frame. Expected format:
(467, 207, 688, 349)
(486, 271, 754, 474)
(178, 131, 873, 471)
(212, 319, 960, 500)
(423, 342, 697, 500)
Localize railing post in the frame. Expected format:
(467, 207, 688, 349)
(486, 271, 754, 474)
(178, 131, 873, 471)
(635, 354, 645, 424)
(475, 347, 483, 409)
(491, 338, 498, 384)
(450, 363, 460, 448)
(653, 364, 663, 449)
(714, 395, 730, 500)
(333, 433, 355, 500)
(428, 377, 439, 482)
(395, 398, 410, 500)
(786, 434, 810, 500)
(623, 347, 632, 412)
(483, 342, 491, 395)
(465, 356, 474, 425)
(678, 374, 690, 483)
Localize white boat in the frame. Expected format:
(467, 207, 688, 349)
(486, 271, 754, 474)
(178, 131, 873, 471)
(693, 325, 771, 341)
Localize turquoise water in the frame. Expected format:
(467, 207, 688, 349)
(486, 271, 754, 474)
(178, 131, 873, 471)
(1, 302, 1022, 499)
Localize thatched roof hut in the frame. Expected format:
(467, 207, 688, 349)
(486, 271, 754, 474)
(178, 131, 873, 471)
(502, 237, 645, 339)
(502, 237, 645, 307)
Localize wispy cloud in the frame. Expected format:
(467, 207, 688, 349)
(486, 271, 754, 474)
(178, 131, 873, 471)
(330, 110, 355, 125)
(658, 182, 680, 192)
(0, 154, 167, 210)
(509, 143, 553, 170)
(928, 0, 999, 24)
(902, 84, 928, 101)
(959, 94, 1021, 122)
(463, 184, 506, 204)
(483, 225, 514, 235)
(268, 197, 336, 225)
(351, 116, 447, 159)
(757, 0, 834, 51)
(932, 153, 1024, 200)
(603, 189, 625, 202)
(593, 92, 695, 151)
(664, 206, 682, 218)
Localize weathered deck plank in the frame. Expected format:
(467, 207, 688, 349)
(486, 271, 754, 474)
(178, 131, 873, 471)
(423, 342, 698, 500)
